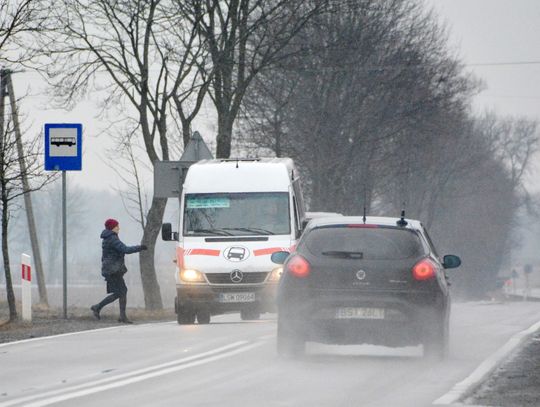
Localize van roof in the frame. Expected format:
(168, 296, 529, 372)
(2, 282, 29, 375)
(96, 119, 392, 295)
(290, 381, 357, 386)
(183, 158, 298, 193)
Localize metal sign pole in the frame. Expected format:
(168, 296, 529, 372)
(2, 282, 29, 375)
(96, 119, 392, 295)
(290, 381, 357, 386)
(62, 170, 67, 319)
(44, 123, 82, 320)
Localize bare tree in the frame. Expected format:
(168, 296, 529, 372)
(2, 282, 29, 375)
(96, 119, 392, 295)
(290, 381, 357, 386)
(0, 1, 54, 310)
(107, 129, 151, 230)
(0, 107, 53, 321)
(238, 73, 298, 158)
(429, 153, 518, 298)
(238, 0, 540, 298)
(41, 0, 211, 309)
(177, 0, 326, 158)
(0, 0, 48, 64)
(240, 0, 476, 213)
(477, 113, 539, 195)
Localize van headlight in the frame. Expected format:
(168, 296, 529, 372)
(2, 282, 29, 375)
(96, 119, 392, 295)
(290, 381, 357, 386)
(268, 266, 283, 282)
(179, 269, 206, 283)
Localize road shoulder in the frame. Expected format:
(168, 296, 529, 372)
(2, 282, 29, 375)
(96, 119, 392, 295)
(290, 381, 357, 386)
(434, 316, 540, 406)
(462, 327, 540, 407)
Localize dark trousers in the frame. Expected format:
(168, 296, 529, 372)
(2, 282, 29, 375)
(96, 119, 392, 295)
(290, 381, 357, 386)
(96, 275, 128, 317)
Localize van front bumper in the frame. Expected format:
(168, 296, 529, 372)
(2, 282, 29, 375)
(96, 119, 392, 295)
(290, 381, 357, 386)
(176, 283, 278, 313)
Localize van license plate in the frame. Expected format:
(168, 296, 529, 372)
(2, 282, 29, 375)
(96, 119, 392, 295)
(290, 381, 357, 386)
(219, 293, 256, 303)
(335, 307, 385, 319)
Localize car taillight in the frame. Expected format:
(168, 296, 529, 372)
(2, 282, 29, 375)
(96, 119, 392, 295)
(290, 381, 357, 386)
(287, 255, 311, 278)
(412, 258, 437, 281)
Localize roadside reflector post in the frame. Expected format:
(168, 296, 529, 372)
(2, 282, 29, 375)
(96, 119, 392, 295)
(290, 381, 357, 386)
(21, 253, 32, 322)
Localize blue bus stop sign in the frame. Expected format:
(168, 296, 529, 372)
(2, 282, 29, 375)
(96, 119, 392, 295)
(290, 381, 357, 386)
(44, 123, 82, 171)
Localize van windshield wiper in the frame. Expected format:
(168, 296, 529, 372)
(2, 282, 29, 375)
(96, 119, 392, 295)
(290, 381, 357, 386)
(222, 227, 275, 235)
(321, 250, 363, 259)
(189, 228, 233, 236)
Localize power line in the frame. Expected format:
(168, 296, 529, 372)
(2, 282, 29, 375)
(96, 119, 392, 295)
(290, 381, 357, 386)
(477, 93, 540, 101)
(466, 60, 540, 67)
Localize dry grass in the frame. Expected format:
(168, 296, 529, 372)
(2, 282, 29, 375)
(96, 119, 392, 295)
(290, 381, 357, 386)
(0, 301, 175, 344)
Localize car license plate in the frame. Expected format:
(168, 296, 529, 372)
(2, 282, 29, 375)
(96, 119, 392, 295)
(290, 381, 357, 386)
(335, 307, 385, 319)
(219, 292, 256, 303)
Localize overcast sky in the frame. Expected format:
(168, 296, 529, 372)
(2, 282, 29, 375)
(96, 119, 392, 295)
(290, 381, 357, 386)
(425, 0, 540, 191)
(12, 0, 540, 193)
(425, 0, 540, 117)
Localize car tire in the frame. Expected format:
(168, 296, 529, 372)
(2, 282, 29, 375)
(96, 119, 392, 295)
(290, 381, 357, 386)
(423, 317, 449, 361)
(277, 319, 305, 358)
(177, 305, 196, 325)
(197, 310, 211, 324)
(240, 308, 261, 321)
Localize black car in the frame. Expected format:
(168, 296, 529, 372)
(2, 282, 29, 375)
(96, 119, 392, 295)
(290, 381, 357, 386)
(271, 216, 461, 359)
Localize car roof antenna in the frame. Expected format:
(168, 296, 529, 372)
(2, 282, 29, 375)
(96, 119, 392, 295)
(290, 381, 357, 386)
(362, 186, 367, 224)
(397, 206, 408, 227)
(236, 159, 239, 169)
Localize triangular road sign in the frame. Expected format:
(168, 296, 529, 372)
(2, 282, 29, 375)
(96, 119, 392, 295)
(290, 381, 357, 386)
(180, 131, 213, 161)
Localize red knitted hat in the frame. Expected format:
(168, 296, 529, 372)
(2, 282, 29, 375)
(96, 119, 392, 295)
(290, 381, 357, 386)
(104, 218, 119, 230)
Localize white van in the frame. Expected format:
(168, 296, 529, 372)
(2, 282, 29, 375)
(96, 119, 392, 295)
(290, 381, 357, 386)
(162, 158, 306, 324)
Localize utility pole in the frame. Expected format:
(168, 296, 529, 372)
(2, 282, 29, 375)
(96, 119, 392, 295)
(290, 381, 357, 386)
(2, 68, 49, 307)
(0, 68, 18, 321)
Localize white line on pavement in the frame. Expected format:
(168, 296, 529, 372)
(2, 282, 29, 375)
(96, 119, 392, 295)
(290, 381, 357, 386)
(433, 319, 540, 405)
(0, 321, 175, 349)
(1, 340, 264, 407)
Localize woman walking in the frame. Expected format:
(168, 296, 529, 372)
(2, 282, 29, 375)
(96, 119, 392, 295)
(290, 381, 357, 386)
(91, 219, 146, 323)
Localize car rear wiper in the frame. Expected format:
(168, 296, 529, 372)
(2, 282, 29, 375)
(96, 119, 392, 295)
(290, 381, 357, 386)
(222, 227, 275, 235)
(321, 250, 364, 259)
(190, 228, 233, 236)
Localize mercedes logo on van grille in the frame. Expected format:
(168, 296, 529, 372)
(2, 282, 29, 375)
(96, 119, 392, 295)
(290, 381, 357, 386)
(230, 269, 244, 283)
(356, 270, 366, 280)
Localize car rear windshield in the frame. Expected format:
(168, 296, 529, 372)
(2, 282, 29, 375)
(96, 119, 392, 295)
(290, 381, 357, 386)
(304, 226, 426, 260)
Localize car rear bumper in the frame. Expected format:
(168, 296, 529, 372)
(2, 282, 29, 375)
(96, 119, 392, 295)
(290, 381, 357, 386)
(278, 291, 448, 346)
(177, 283, 278, 313)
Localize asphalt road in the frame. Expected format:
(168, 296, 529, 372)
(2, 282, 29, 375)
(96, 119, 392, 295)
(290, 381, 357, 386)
(1, 301, 539, 407)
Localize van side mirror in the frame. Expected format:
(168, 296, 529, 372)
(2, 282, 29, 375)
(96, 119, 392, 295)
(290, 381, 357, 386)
(271, 251, 289, 265)
(443, 254, 461, 269)
(162, 223, 178, 241)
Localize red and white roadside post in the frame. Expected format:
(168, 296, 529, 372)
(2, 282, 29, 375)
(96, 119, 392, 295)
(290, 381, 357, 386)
(21, 253, 32, 322)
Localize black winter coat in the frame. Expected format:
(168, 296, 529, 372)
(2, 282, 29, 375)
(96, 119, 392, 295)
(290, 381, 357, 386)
(101, 229, 143, 278)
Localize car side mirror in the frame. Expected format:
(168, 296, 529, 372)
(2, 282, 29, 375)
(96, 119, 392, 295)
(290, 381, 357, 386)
(443, 254, 461, 269)
(162, 223, 178, 241)
(271, 251, 290, 265)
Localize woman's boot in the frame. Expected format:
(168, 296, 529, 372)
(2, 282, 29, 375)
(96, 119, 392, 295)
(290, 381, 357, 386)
(118, 295, 132, 324)
(91, 294, 118, 320)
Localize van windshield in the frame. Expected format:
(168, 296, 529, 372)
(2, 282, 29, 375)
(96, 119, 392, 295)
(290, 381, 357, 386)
(183, 192, 291, 236)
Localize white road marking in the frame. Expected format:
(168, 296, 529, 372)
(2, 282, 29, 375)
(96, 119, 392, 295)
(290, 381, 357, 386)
(433, 319, 540, 405)
(0, 321, 175, 349)
(1, 340, 264, 407)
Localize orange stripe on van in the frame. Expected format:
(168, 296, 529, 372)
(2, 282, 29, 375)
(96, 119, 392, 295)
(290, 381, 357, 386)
(254, 247, 289, 256)
(176, 247, 185, 268)
(187, 248, 221, 256)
